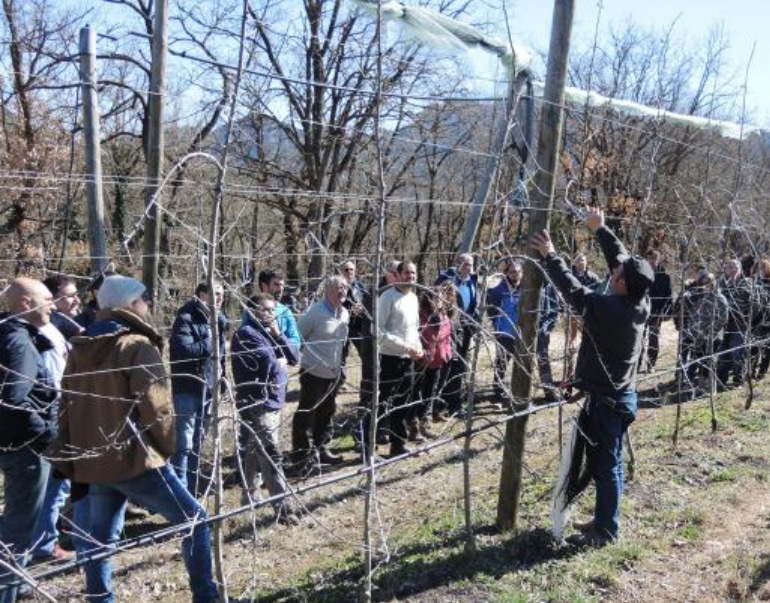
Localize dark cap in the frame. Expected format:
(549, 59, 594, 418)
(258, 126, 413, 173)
(621, 256, 654, 297)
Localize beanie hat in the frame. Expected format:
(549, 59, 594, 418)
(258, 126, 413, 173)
(97, 275, 146, 310)
(621, 256, 654, 298)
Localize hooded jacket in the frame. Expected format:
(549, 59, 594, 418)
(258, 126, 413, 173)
(169, 297, 229, 397)
(0, 314, 56, 451)
(53, 309, 175, 484)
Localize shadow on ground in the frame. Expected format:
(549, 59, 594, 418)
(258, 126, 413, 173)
(254, 526, 582, 602)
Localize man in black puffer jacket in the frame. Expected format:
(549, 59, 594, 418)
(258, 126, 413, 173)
(0, 278, 57, 602)
(169, 281, 229, 495)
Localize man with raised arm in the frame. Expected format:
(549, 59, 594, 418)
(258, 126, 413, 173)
(531, 208, 652, 547)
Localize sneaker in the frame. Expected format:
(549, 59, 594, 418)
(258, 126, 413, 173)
(318, 448, 344, 465)
(566, 530, 612, 548)
(376, 432, 390, 445)
(32, 542, 75, 564)
(125, 503, 151, 520)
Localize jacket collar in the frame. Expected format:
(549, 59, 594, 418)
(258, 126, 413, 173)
(93, 308, 164, 349)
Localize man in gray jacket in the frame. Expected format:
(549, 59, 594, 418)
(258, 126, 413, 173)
(290, 276, 349, 472)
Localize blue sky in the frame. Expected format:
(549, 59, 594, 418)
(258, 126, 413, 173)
(503, 0, 769, 127)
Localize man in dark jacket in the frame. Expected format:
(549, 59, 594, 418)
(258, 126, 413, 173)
(436, 253, 480, 414)
(532, 208, 652, 547)
(169, 281, 229, 495)
(487, 259, 523, 401)
(642, 249, 673, 371)
(232, 293, 299, 524)
(0, 278, 56, 602)
(717, 259, 753, 389)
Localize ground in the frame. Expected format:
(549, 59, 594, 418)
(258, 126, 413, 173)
(18, 323, 770, 602)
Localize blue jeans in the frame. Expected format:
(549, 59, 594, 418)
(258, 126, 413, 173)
(0, 448, 50, 603)
(80, 465, 217, 603)
(171, 392, 209, 495)
(582, 391, 637, 540)
(31, 475, 71, 557)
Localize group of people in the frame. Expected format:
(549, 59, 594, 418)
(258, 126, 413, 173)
(5, 204, 769, 601)
(672, 256, 770, 396)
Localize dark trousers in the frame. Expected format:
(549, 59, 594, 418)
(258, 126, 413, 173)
(410, 365, 443, 422)
(343, 328, 374, 411)
(362, 355, 414, 449)
(443, 324, 474, 413)
(292, 372, 340, 458)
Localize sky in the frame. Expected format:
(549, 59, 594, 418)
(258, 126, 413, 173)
(501, 0, 770, 127)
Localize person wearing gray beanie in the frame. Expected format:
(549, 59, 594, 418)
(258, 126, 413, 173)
(52, 275, 218, 601)
(96, 275, 148, 311)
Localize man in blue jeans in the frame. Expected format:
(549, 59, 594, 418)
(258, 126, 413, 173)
(0, 278, 57, 603)
(52, 275, 218, 602)
(170, 281, 229, 495)
(532, 208, 652, 546)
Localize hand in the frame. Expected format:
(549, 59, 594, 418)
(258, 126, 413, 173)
(530, 230, 555, 259)
(267, 319, 280, 337)
(584, 207, 605, 233)
(409, 348, 424, 361)
(351, 302, 363, 316)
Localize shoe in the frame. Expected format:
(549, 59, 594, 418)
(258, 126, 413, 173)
(376, 432, 390, 445)
(418, 420, 436, 439)
(31, 542, 75, 564)
(543, 390, 561, 403)
(240, 489, 262, 506)
(125, 503, 151, 520)
(407, 420, 426, 443)
(389, 443, 412, 457)
(566, 530, 612, 548)
(572, 518, 594, 533)
(432, 411, 448, 423)
(275, 505, 300, 526)
(318, 448, 344, 465)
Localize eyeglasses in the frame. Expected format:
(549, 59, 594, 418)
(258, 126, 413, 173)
(257, 305, 276, 313)
(343, 267, 355, 272)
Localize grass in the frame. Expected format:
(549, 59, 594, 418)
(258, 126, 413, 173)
(31, 356, 770, 602)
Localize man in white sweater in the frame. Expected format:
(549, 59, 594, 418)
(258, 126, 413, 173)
(365, 261, 424, 457)
(291, 276, 350, 472)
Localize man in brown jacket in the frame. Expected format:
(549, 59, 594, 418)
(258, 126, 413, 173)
(54, 275, 219, 603)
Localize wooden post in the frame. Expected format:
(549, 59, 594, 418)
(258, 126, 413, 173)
(142, 0, 169, 302)
(79, 26, 107, 274)
(496, 0, 575, 531)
